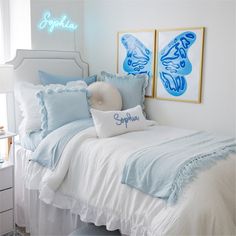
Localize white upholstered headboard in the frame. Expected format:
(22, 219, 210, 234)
(6, 49, 89, 132)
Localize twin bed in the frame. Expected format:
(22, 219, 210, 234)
(8, 49, 236, 236)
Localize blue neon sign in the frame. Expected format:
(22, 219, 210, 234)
(38, 11, 78, 33)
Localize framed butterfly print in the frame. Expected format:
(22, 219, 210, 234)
(117, 30, 156, 97)
(155, 27, 205, 103)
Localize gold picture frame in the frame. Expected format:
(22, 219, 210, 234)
(155, 27, 205, 103)
(117, 29, 156, 98)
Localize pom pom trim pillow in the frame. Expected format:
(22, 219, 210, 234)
(39, 70, 97, 86)
(91, 105, 148, 138)
(100, 71, 148, 111)
(37, 88, 90, 138)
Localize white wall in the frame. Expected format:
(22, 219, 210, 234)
(235, 3, 236, 137)
(9, 0, 31, 59)
(83, 0, 236, 137)
(31, 0, 84, 54)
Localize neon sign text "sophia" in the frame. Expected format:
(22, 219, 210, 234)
(38, 11, 78, 33)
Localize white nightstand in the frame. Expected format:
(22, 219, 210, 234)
(0, 132, 16, 235)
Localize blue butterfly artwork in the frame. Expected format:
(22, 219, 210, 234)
(121, 34, 152, 77)
(158, 31, 196, 97)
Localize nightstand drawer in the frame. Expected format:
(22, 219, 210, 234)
(0, 209, 13, 235)
(0, 188, 13, 212)
(0, 166, 13, 190)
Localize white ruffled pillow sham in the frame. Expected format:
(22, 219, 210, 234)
(91, 105, 149, 138)
(15, 80, 88, 135)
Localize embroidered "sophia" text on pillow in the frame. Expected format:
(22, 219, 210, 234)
(91, 105, 148, 138)
(114, 113, 140, 128)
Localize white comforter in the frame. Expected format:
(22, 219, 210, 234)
(25, 125, 236, 236)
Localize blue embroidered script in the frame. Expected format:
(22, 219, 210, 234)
(38, 11, 78, 33)
(121, 34, 152, 77)
(158, 31, 196, 96)
(114, 113, 139, 128)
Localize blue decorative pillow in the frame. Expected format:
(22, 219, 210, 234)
(100, 71, 147, 110)
(37, 88, 90, 137)
(38, 70, 97, 86)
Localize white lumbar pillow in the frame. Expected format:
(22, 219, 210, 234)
(87, 81, 122, 111)
(91, 105, 148, 138)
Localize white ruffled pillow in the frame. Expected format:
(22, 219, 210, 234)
(91, 105, 148, 138)
(15, 80, 88, 135)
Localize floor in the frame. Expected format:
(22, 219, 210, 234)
(69, 224, 121, 235)
(2, 226, 29, 236)
(7, 224, 121, 236)
(16, 226, 30, 236)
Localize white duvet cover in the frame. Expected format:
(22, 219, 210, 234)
(24, 125, 236, 236)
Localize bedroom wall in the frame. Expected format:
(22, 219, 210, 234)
(83, 0, 236, 137)
(30, 0, 84, 54)
(9, 0, 31, 59)
(234, 3, 236, 138)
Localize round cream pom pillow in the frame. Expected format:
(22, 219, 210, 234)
(87, 81, 122, 111)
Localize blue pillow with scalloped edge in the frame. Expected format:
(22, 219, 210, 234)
(100, 71, 147, 111)
(38, 70, 97, 86)
(37, 88, 90, 138)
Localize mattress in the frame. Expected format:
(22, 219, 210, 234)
(15, 125, 236, 236)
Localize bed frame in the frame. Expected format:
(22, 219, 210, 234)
(6, 49, 89, 133)
(6, 49, 101, 235)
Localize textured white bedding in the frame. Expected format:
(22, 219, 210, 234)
(17, 125, 236, 235)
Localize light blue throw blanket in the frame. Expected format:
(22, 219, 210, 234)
(31, 118, 94, 169)
(121, 131, 236, 204)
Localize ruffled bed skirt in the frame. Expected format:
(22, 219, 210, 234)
(16, 187, 148, 236)
(15, 147, 133, 236)
(14, 147, 83, 235)
(16, 188, 84, 235)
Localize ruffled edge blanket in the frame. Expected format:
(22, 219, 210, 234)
(169, 144, 236, 204)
